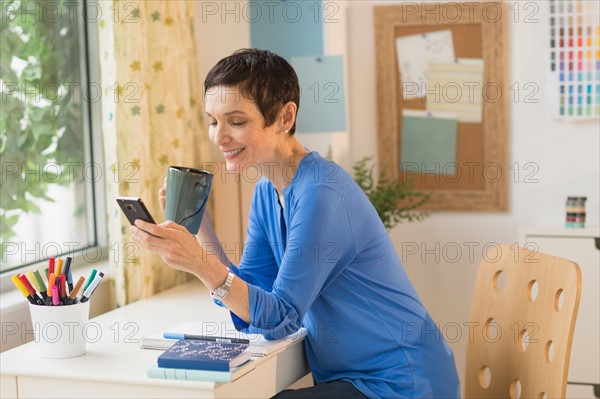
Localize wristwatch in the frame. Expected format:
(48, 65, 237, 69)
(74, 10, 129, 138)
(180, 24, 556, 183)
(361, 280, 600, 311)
(210, 268, 234, 300)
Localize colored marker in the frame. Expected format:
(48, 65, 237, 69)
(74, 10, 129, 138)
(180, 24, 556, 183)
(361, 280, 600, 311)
(52, 285, 61, 306)
(33, 269, 46, 293)
(67, 276, 86, 305)
(83, 269, 97, 291)
(79, 272, 104, 303)
(48, 258, 55, 275)
(26, 271, 40, 292)
(20, 272, 37, 291)
(63, 257, 73, 291)
(31, 270, 48, 301)
(55, 258, 63, 277)
(162, 333, 250, 344)
(18, 273, 42, 302)
(59, 274, 67, 305)
(46, 272, 56, 306)
(11, 275, 37, 305)
(17, 274, 44, 305)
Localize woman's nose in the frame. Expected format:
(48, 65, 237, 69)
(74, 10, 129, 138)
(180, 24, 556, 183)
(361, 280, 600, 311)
(211, 124, 230, 146)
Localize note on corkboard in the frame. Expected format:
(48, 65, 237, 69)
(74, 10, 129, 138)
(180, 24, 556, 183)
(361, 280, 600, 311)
(395, 30, 455, 100)
(426, 58, 484, 123)
(400, 109, 458, 175)
(375, 2, 507, 211)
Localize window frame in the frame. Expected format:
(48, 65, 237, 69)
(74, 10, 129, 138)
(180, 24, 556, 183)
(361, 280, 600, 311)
(0, 1, 107, 291)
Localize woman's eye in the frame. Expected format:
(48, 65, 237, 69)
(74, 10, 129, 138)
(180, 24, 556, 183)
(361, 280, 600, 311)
(231, 121, 246, 126)
(208, 121, 217, 127)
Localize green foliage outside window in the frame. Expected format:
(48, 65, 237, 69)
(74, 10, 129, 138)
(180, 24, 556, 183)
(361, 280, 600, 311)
(1, 0, 85, 254)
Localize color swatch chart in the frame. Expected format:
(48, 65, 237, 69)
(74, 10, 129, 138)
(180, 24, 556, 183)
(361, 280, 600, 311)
(548, 0, 600, 119)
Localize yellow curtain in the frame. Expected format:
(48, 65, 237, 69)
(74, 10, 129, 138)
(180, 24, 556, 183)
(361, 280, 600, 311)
(98, 0, 210, 306)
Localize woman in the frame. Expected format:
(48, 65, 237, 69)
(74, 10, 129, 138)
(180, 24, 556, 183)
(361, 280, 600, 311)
(131, 48, 460, 399)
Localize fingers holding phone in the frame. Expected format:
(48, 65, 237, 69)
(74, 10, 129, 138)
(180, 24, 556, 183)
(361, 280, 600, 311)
(132, 219, 208, 275)
(159, 176, 167, 214)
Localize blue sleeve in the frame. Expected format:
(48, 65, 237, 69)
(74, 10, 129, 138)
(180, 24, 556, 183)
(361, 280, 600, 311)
(235, 193, 279, 292)
(241, 186, 357, 340)
(213, 184, 279, 326)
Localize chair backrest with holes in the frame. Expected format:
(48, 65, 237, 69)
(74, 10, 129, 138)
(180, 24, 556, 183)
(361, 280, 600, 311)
(465, 244, 582, 399)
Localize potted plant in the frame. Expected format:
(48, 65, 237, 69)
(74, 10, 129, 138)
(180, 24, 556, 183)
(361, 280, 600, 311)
(352, 157, 430, 230)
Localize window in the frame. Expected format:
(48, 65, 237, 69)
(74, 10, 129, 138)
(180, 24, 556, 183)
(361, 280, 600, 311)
(0, 0, 105, 277)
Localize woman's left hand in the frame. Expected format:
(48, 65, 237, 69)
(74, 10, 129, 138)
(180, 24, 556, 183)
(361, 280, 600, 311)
(130, 220, 207, 278)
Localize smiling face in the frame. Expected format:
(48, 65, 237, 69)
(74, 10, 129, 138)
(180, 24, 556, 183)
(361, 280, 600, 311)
(205, 85, 282, 172)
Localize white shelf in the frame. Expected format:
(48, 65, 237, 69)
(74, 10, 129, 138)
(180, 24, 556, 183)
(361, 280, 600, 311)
(519, 226, 600, 241)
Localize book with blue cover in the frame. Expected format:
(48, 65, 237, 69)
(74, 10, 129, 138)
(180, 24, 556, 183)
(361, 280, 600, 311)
(147, 365, 233, 382)
(157, 340, 251, 372)
(146, 362, 256, 382)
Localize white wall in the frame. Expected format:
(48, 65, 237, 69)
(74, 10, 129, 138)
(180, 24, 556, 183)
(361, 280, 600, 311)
(195, 0, 600, 389)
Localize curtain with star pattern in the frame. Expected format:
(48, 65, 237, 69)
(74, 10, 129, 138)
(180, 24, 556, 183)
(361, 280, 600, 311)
(97, 0, 210, 306)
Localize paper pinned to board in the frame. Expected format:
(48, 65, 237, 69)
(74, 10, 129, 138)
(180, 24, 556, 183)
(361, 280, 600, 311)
(425, 58, 485, 123)
(400, 109, 458, 175)
(395, 30, 455, 100)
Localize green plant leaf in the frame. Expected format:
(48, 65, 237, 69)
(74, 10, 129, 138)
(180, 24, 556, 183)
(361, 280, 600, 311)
(352, 156, 430, 230)
(1, 0, 85, 245)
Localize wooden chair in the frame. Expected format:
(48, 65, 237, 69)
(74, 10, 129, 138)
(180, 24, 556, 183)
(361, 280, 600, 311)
(465, 244, 582, 398)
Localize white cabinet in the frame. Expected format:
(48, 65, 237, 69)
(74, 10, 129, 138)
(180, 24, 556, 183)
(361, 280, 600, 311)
(520, 227, 600, 397)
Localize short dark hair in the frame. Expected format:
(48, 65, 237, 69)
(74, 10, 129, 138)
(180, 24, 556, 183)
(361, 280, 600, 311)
(204, 48, 300, 134)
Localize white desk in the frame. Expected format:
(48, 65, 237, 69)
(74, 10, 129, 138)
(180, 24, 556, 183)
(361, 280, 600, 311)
(0, 280, 310, 398)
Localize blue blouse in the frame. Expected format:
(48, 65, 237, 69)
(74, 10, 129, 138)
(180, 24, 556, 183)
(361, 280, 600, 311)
(223, 152, 460, 398)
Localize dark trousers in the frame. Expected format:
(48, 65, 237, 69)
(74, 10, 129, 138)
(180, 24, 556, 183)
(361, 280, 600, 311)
(271, 380, 369, 399)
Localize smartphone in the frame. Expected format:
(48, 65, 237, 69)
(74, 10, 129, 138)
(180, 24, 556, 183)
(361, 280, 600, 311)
(116, 197, 156, 225)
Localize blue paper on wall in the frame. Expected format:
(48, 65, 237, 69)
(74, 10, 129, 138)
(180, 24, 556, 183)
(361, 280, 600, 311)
(291, 55, 347, 133)
(249, 0, 323, 61)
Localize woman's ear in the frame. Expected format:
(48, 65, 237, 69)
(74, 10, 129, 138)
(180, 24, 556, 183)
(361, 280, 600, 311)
(279, 101, 297, 134)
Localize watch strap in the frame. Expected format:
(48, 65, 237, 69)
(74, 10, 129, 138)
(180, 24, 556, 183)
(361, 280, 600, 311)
(210, 268, 234, 300)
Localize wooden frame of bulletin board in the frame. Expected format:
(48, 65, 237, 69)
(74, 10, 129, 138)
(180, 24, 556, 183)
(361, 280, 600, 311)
(375, 2, 507, 211)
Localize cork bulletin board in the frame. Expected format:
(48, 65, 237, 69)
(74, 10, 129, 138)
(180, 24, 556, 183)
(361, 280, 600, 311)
(374, 2, 508, 211)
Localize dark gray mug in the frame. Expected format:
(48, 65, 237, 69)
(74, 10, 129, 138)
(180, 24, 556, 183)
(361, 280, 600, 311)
(165, 166, 213, 234)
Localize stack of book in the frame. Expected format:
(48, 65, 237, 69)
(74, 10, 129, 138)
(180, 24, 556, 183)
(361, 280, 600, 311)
(148, 339, 253, 382)
(143, 322, 307, 382)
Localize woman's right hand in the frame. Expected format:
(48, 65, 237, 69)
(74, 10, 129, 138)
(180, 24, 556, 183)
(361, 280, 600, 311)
(158, 177, 167, 214)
